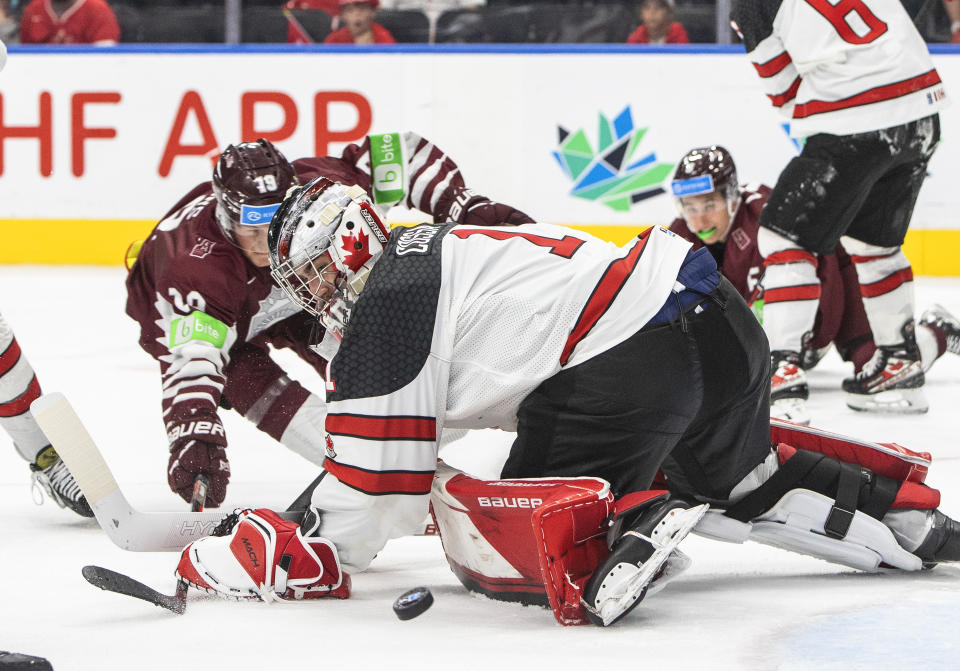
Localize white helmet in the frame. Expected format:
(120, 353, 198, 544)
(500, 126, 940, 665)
(268, 177, 390, 337)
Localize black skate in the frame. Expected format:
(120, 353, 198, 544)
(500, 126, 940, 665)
(30, 445, 94, 518)
(920, 304, 960, 356)
(842, 323, 927, 414)
(914, 510, 960, 569)
(582, 498, 707, 627)
(770, 350, 810, 425)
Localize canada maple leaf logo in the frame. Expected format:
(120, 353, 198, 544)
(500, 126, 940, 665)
(340, 229, 372, 271)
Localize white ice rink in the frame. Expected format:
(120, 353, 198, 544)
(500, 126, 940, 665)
(1, 266, 959, 670)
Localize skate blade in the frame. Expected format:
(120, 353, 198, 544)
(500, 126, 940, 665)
(770, 397, 810, 425)
(845, 388, 929, 414)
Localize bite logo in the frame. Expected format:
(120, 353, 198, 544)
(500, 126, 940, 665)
(553, 106, 675, 212)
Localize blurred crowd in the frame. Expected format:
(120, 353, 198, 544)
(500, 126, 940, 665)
(1, 0, 958, 45)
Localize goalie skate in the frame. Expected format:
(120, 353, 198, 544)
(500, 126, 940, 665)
(582, 501, 708, 627)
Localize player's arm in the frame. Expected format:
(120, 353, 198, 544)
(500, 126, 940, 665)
(311, 354, 448, 572)
(731, 0, 800, 117)
(334, 131, 534, 226)
(154, 266, 243, 507)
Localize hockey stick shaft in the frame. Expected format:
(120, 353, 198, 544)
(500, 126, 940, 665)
(31, 393, 438, 552)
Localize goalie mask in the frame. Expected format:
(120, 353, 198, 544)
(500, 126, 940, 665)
(268, 177, 390, 338)
(212, 139, 299, 253)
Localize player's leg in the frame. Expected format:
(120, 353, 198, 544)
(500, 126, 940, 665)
(840, 115, 940, 413)
(755, 133, 888, 423)
(0, 311, 92, 517)
(220, 342, 326, 464)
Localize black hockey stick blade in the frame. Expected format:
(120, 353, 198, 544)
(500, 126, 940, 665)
(82, 565, 187, 615)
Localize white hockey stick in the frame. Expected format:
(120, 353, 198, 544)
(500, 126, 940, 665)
(31, 392, 438, 551)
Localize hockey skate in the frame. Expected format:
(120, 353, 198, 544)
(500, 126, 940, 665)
(770, 351, 810, 425)
(920, 304, 960, 356)
(582, 498, 707, 627)
(30, 445, 94, 517)
(842, 326, 927, 414)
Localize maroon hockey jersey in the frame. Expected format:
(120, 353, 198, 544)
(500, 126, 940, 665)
(668, 184, 875, 369)
(125, 134, 498, 437)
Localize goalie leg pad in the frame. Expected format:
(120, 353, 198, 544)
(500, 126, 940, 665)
(175, 508, 350, 601)
(770, 418, 931, 483)
(430, 461, 615, 625)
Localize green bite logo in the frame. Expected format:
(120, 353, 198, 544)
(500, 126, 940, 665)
(553, 106, 674, 212)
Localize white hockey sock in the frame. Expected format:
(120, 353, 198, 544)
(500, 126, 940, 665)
(756, 228, 820, 352)
(842, 238, 915, 346)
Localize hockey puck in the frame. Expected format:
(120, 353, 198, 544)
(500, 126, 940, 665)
(0, 651, 53, 670)
(392, 586, 433, 620)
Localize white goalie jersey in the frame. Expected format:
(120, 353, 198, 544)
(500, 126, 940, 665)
(311, 223, 692, 571)
(732, 0, 948, 138)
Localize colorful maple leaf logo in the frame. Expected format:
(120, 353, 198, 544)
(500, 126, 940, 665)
(340, 229, 371, 271)
(553, 106, 674, 212)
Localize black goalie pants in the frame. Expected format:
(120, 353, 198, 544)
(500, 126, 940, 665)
(501, 276, 771, 501)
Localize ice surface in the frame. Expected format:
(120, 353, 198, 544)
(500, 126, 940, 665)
(1, 267, 958, 670)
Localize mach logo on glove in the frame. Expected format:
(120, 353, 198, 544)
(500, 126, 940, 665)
(552, 105, 675, 213)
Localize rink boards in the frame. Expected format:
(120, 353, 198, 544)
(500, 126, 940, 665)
(0, 44, 958, 274)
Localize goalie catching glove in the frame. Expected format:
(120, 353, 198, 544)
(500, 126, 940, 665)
(175, 508, 350, 600)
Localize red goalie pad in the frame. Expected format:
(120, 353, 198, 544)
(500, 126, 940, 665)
(770, 418, 931, 483)
(431, 462, 617, 625)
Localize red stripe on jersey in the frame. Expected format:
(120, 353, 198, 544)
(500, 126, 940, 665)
(849, 251, 899, 264)
(794, 70, 942, 119)
(764, 249, 818, 267)
(0, 376, 41, 417)
(327, 413, 437, 441)
(860, 268, 914, 298)
(768, 77, 802, 108)
(560, 233, 649, 366)
(324, 458, 434, 495)
(0, 338, 22, 377)
(754, 51, 792, 78)
(764, 285, 821, 304)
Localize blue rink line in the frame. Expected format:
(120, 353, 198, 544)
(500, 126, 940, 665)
(11, 43, 960, 56)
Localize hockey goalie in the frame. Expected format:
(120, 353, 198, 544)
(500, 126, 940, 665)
(172, 177, 960, 627)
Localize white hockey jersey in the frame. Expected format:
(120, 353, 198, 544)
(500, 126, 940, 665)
(733, 0, 948, 138)
(312, 223, 692, 571)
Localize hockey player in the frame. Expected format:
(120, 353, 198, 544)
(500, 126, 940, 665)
(0, 311, 92, 517)
(667, 146, 960, 424)
(169, 178, 960, 628)
(125, 136, 531, 508)
(731, 0, 947, 415)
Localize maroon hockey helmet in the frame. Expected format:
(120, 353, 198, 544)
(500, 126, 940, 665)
(212, 138, 299, 244)
(670, 145, 740, 210)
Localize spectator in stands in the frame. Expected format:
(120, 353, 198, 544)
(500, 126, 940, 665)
(943, 0, 960, 42)
(626, 0, 689, 44)
(325, 0, 395, 44)
(20, 0, 118, 44)
(0, 0, 18, 44)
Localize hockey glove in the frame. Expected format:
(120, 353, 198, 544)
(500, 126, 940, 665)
(436, 185, 534, 227)
(176, 508, 350, 600)
(166, 414, 230, 507)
